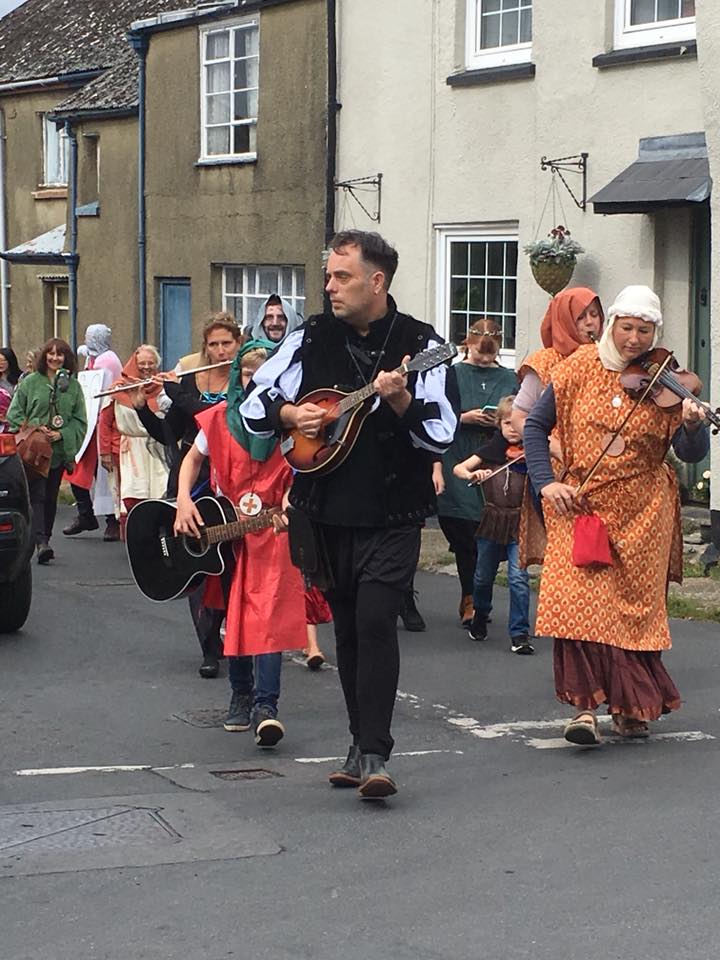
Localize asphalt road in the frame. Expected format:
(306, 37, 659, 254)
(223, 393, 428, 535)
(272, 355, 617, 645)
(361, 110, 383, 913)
(1, 506, 720, 960)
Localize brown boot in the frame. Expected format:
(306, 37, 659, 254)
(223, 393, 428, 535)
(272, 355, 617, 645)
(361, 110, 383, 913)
(459, 595, 474, 627)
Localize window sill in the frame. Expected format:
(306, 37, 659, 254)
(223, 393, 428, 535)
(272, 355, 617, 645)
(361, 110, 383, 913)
(196, 154, 257, 168)
(76, 201, 100, 217)
(32, 186, 68, 200)
(593, 40, 697, 69)
(447, 62, 535, 88)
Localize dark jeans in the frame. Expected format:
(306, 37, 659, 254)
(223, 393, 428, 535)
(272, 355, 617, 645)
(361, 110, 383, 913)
(228, 653, 282, 713)
(472, 538, 530, 638)
(438, 515, 478, 598)
(323, 524, 421, 760)
(26, 464, 64, 546)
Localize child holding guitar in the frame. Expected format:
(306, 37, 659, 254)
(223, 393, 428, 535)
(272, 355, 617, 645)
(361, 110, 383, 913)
(174, 340, 306, 747)
(453, 396, 533, 655)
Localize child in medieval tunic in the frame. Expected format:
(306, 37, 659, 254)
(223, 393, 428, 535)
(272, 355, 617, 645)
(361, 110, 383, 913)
(453, 396, 532, 655)
(174, 340, 306, 748)
(524, 286, 709, 745)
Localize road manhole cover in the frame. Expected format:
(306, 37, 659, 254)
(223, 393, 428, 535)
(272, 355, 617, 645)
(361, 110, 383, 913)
(172, 708, 226, 728)
(0, 806, 179, 855)
(210, 769, 283, 781)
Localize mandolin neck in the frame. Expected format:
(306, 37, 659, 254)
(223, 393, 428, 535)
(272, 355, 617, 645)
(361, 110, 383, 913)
(203, 509, 278, 545)
(335, 362, 409, 416)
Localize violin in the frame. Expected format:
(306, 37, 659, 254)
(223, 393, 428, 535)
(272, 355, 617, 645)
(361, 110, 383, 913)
(620, 347, 720, 434)
(466, 445, 525, 487)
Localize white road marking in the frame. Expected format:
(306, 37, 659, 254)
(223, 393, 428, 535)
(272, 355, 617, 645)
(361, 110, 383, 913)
(15, 763, 197, 777)
(526, 730, 715, 750)
(294, 749, 463, 765)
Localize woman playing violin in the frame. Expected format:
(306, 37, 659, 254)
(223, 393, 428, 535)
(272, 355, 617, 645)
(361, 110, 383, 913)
(524, 286, 709, 744)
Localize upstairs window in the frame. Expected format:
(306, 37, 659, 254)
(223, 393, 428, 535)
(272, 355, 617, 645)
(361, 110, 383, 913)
(42, 116, 68, 186)
(466, 0, 532, 70)
(614, 0, 695, 48)
(222, 264, 305, 329)
(200, 19, 259, 161)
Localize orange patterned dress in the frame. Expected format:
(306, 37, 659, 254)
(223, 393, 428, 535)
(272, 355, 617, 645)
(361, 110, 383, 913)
(534, 345, 687, 721)
(537, 345, 684, 651)
(517, 347, 566, 567)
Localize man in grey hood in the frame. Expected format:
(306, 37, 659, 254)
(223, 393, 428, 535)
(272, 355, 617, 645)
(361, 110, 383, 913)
(249, 294, 302, 344)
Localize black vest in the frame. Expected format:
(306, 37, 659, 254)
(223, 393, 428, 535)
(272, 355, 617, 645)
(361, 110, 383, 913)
(289, 305, 440, 527)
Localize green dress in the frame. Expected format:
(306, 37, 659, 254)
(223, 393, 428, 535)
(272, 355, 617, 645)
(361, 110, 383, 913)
(7, 371, 87, 468)
(436, 362, 519, 522)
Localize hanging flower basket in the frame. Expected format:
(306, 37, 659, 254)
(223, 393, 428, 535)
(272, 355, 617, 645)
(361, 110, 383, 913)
(525, 225, 584, 297)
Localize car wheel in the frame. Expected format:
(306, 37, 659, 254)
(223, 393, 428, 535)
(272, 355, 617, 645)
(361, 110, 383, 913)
(0, 564, 32, 633)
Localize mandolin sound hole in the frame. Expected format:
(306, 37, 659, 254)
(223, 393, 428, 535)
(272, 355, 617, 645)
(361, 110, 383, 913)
(183, 534, 210, 558)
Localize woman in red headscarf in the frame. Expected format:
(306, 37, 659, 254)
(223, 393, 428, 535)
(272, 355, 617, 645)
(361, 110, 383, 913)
(98, 345, 170, 533)
(511, 287, 603, 437)
(511, 288, 603, 565)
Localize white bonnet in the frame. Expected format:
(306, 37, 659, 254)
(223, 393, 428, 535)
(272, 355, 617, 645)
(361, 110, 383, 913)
(606, 285, 663, 328)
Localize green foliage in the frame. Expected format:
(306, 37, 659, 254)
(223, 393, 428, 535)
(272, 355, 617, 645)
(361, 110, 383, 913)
(524, 225, 584, 266)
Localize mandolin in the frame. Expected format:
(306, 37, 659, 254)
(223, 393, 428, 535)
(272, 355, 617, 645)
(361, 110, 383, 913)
(280, 341, 458, 475)
(125, 495, 280, 602)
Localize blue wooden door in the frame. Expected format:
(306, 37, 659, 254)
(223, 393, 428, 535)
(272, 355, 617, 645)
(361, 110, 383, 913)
(160, 280, 192, 370)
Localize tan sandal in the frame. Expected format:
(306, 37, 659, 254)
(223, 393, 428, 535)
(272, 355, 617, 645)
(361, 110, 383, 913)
(564, 711, 601, 746)
(612, 714, 649, 739)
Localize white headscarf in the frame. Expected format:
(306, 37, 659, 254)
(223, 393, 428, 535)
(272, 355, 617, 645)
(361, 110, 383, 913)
(81, 324, 113, 358)
(597, 285, 662, 371)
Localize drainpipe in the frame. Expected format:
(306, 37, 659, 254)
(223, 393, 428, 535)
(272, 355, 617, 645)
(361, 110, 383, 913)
(129, 31, 149, 344)
(0, 108, 9, 346)
(324, 0, 338, 248)
(65, 120, 79, 351)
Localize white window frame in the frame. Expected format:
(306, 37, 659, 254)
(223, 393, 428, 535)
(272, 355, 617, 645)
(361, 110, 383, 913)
(199, 17, 259, 162)
(42, 116, 68, 186)
(435, 223, 519, 368)
(221, 264, 305, 329)
(613, 0, 695, 49)
(465, 0, 532, 71)
(52, 282, 70, 340)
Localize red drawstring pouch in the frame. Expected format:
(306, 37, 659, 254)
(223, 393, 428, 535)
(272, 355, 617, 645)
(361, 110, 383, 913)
(572, 514, 613, 568)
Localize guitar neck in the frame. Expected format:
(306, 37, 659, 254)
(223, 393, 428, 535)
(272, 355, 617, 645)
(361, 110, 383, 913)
(335, 379, 382, 416)
(203, 509, 278, 544)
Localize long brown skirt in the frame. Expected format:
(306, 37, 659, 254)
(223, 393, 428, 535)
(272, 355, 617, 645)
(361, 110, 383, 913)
(554, 638, 681, 722)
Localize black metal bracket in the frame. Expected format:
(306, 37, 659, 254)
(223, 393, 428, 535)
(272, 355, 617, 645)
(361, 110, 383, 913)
(540, 153, 588, 211)
(334, 173, 382, 223)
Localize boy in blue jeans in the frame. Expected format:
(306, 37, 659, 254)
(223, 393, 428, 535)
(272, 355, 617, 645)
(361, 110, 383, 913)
(453, 396, 532, 654)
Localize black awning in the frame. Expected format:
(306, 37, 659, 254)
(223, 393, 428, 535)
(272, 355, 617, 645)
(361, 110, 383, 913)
(590, 132, 711, 215)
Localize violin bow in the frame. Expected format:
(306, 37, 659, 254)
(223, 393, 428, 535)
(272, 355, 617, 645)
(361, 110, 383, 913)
(575, 351, 674, 497)
(466, 452, 525, 487)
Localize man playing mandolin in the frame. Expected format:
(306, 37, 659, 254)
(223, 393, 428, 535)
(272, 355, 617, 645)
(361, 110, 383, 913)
(241, 230, 460, 800)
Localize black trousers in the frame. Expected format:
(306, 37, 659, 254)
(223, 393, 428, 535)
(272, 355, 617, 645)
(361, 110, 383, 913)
(438, 515, 478, 599)
(188, 587, 224, 659)
(26, 464, 64, 546)
(322, 524, 421, 760)
(70, 481, 113, 523)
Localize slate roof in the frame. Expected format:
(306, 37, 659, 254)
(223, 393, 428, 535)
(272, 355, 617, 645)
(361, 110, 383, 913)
(52, 50, 141, 117)
(0, 0, 181, 85)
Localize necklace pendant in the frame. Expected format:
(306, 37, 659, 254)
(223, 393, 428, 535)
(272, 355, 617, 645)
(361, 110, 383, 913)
(51, 414, 64, 429)
(238, 491, 263, 517)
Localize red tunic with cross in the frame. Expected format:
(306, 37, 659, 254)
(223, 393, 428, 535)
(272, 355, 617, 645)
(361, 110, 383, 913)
(195, 402, 306, 657)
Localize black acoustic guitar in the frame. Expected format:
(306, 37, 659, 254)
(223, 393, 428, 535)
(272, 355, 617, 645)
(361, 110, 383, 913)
(125, 495, 279, 602)
(280, 341, 458, 475)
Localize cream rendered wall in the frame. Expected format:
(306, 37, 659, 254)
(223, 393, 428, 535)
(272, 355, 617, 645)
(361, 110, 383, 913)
(336, 0, 703, 368)
(694, 0, 719, 515)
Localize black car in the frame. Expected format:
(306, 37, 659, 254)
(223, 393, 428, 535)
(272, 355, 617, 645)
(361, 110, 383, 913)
(0, 433, 33, 632)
